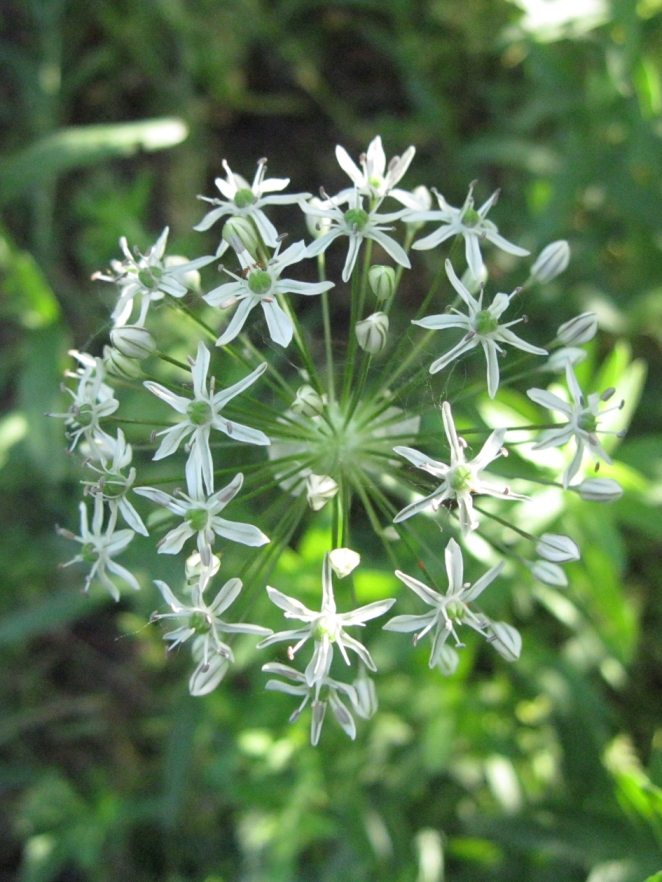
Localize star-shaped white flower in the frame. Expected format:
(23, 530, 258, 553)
(135, 472, 269, 562)
(527, 361, 623, 488)
(194, 158, 310, 256)
(257, 553, 395, 686)
(58, 494, 139, 601)
(334, 135, 416, 206)
(302, 190, 410, 282)
(407, 182, 529, 277)
(144, 342, 269, 497)
(153, 574, 272, 696)
(94, 227, 215, 327)
(204, 240, 334, 347)
(413, 260, 547, 397)
(384, 538, 511, 670)
(393, 401, 526, 534)
(82, 429, 148, 536)
(49, 351, 118, 457)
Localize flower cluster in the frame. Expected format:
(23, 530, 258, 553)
(53, 137, 629, 745)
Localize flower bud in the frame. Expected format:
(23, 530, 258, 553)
(110, 324, 156, 359)
(222, 216, 260, 259)
(535, 533, 580, 563)
(165, 255, 201, 293)
(329, 548, 360, 579)
(487, 621, 522, 662)
(103, 345, 142, 380)
(185, 550, 221, 585)
(577, 477, 623, 503)
(356, 312, 388, 354)
(291, 384, 324, 418)
(530, 240, 570, 283)
(305, 197, 333, 240)
(530, 560, 568, 587)
(305, 473, 338, 511)
(382, 526, 400, 542)
(544, 346, 587, 372)
(435, 644, 460, 676)
(556, 312, 598, 345)
(405, 185, 432, 230)
(460, 262, 488, 295)
(351, 671, 378, 719)
(368, 265, 396, 301)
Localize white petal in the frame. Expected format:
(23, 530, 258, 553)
(444, 538, 463, 593)
(262, 300, 294, 347)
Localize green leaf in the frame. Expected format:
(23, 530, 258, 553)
(0, 118, 188, 203)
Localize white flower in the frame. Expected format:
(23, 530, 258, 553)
(135, 472, 268, 562)
(144, 342, 269, 496)
(355, 312, 389, 354)
(328, 548, 361, 579)
(556, 312, 598, 345)
(305, 474, 339, 511)
(412, 260, 547, 398)
(58, 494, 139, 601)
(49, 352, 118, 457)
(82, 429, 148, 536)
(263, 662, 361, 745)
(194, 158, 310, 256)
(334, 135, 416, 205)
(93, 227, 215, 327)
(204, 240, 334, 347)
(576, 477, 623, 502)
(527, 361, 623, 488)
(383, 538, 506, 669)
(408, 182, 529, 277)
(535, 533, 580, 563)
(302, 190, 410, 282)
(394, 401, 525, 534)
(257, 553, 395, 686)
(153, 575, 271, 696)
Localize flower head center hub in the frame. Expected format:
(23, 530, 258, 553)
(474, 310, 499, 336)
(313, 615, 338, 642)
(233, 188, 256, 208)
(80, 543, 97, 563)
(450, 465, 473, 492)
(578, 412, 598, 433)
(189, 611, 211, 634)
(462, 206, 480, 227)
(248, 269, 272, 295)
(138, 267, 162, 289)
(75, 404, 95, 428)
(344, 208, 369, 231)
(185, 508, 210, 531)
(187, 400, 213, 426)
(446, 600, 466, 622)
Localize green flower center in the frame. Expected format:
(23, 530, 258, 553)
(138, 267, 162, 288)
(313, 615, 338, 642)
(187, 400, 213, 426)
(234, 188, 256, 208)
(578, 412, 598, 433)
(80, 543, 97, 563)
(462, 206, 480, 227)
(446, 600, 466, 622)
(474, 310, 499, 335)
(450, 465, 472, 492)
(75, 404, 95, 428)
(344, 208, 369, 231)
(368, 175, 382, 189)
(189, 611, 211, 634)
(185, 508, 209, 531)
(248, 270, 272, 295)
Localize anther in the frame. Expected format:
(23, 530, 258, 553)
(187, 355, 196, 367)
(601, 387, 616, 402)
(150, 430, 157, 443)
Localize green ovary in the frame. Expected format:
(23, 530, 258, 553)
(313, 616, 338, 642)
(474, 310, 499, 335)
(189, 612, 211, 634)
(138, 267, 162, 288)
(75, 404, 95, 428)
(450, 465, 472, 492)
(344, 208, 369, 231)
(80, 543, 97, 563)
(185, 508, 209, 531)
(445, 600, 465, 622)
(233, 188, 256, 208)
(578, 413, 598, 433)
(248, 270, 272, 295)
(462, 206, 480, 227)
(187, 400, 213, 426)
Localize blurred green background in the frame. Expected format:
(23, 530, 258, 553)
(2, 0, 662, 879)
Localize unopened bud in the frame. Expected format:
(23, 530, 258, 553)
(530, 560, 568, 587)
(487, 620, 522, 662)
(329, 548, 360, 579)
(535, 533, 580, 563)
(222, 216, 260, 258)
(110, 325, 156, 359)
(103, 345, 142, 379)
(557, 312, 598, 345)
(305, 474, 338, 511)
(576, 477, 623, 503)
(305, 197, 333, 240)
(368, 265, 396, 301)
(460, 262, 488, 295)
(356, 312, 388, 354)
(530, 240, 570, 283)
(544, 346, 588, 372)
(351, 671, 378, 719)
(291, 384, 324, 418)
(185, 550, 221, 585)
